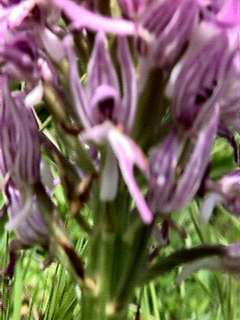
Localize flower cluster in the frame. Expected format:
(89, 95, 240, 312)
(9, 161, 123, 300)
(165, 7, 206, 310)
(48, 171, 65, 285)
(0, 0, 240, 312)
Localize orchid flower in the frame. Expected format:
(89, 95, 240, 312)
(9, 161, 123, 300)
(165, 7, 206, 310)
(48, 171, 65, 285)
(3, 158, 57, 245)
(166, 0, 240, 131)
(64, 32, 137, 132)
(201, 170, 240, 223)
(167, 21, 237, 130)
(64, 34, 153, 223)
(138, 0, 199, 69)
(0, 76, 41, 187)
(0, 77, 54, 244)
(6, 184, 48, 245)
(149, 105, 219, 214)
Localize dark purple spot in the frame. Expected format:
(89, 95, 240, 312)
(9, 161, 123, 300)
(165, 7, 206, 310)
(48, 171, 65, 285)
(195, 80, 217, 105)
(98, 97, 116, 123)
(14, 40, 36, 60)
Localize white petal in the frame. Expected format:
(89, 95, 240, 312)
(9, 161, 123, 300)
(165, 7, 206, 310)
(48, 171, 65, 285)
(200, 192, 223, 224)
(24, 81, 43, 107)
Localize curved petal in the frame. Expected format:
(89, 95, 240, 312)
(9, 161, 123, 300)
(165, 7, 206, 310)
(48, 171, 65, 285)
(170, 25, 232, 128)
(81, 123, 153, 224)
(165, 105, 219, 211)
(118, 36, 137, 132)
(64, 35, 91, 128)
(149, 130, 184, 211)
(87, 33, 121, 124)
(51, 0, 148, 38)
(0, 77, 41, 186)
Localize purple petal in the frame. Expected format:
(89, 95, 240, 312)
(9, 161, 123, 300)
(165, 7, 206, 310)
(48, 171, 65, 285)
(149, 130, 184, 211)
(216, 0, 240, 27)
(169, 23, 234, 128)
(88, 33, 119, 93)
(6, 185, 48, 245)
(0, 77, 41, 186)
(205, 170, 240, 216)
(63, 35, 91, 128)
(140, 0, 198, 68)
(81, 122, 153, 224)
(51, 0, 149, 38)
(40, 28, 65, 63)
(108, 128, 153, 224)
(117, 37, 137, 132)
(1, 0, 37, 30)
(0, 31, 39, 80)
(87, 33, 121, 124)
(166, 105, 219, 211)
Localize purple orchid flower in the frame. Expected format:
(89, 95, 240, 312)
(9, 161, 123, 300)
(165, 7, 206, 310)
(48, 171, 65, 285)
(0, 76, 41, 187)
(64, 32, 137, 132)
(0, 76, 54, 244)
(64, 34, 152, 223)
(0, 0, 64, 83)
(0, 31, 40, 80)
(167, 1, 240, 131)
(3, 156, 58, 245)
(6, 184, 48, 245)
(201, 170, 240, 223)
(167, 21, 237, 130)
(149, 105, 219, 214)
(137, 0, 199, 70)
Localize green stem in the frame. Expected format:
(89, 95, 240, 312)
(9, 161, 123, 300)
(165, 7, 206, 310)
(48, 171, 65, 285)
(112, 222, 153, 313)
(133, 68, 169, 151)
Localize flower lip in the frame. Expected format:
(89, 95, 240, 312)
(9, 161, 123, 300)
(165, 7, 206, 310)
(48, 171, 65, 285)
(90, 85, 120, 124)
